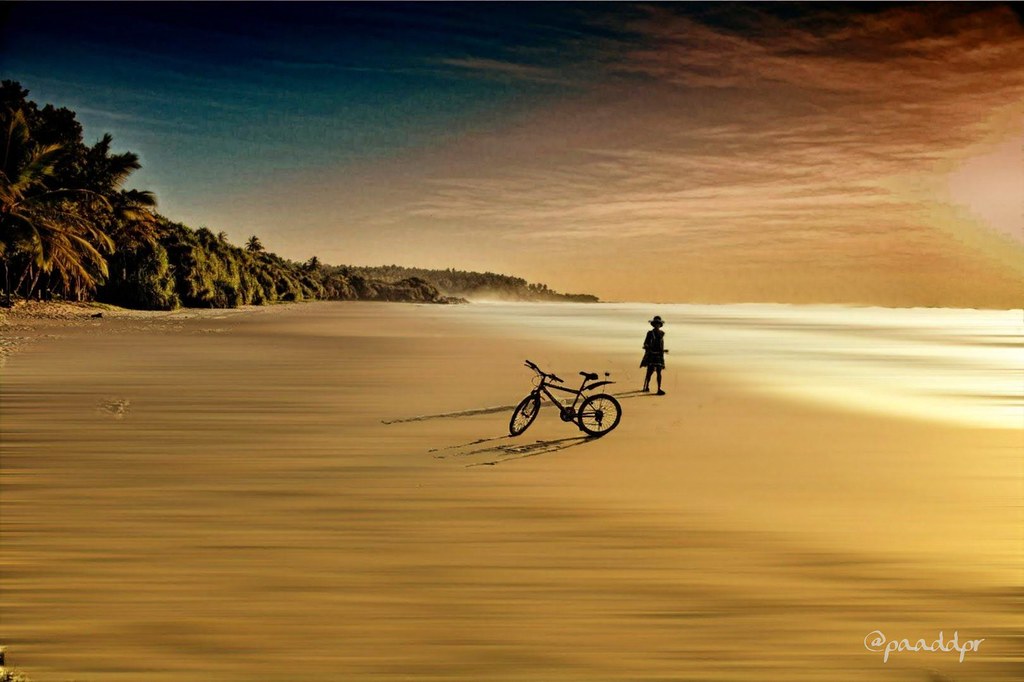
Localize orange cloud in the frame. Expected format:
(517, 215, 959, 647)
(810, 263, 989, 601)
(393, 4, 1024, 304)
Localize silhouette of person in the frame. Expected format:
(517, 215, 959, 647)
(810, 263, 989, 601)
(641, 315, 667, 395)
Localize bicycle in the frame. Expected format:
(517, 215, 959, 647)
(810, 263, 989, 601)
(509, 359, 622, 437)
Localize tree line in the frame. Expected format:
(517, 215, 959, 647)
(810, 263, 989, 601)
(347, 265, 599, 302)
(0, 82, 594, 310)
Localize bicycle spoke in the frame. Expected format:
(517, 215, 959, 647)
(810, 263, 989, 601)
(510, 395, 542, 436)
(578, 396, 620, 435)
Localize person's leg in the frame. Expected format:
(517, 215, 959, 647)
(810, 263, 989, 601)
(643, 366, 654, 391)
(656, 367, 664, 394)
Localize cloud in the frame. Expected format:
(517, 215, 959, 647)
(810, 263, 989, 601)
(437, 57, 570, 84)
(614, 4, 1023, 92)
(405, 3, 1024, 281)
(74, 106, 199, 130)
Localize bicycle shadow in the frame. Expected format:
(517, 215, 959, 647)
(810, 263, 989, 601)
(382, 404, 520, 425)
(429, 432, 598, 466)
(384, 389, 650, 426)
(384, 390, 637, 467)
(428, 433, 511, 454)
(462, 435, 594, 467)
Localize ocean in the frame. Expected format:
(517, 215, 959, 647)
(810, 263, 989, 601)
(448, 302, 1024, 430)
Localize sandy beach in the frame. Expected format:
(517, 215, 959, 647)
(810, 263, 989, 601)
(1, 301, 1020, 681)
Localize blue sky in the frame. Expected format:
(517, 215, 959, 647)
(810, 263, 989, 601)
(5, 4, 589, 196)
(4, 2, 1023, 305)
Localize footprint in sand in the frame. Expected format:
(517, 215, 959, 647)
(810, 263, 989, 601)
(97, 398, 130, 420)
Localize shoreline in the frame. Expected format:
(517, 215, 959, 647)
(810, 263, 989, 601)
(0, 299, 318, 321)
(4, 296, 1019, 324)
(0, 300, 277, 367)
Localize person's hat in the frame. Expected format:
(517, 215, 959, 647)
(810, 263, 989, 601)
(650, 315, 664, 325)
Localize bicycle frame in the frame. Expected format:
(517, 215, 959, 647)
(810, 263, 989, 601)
(531, 373, 615, 417)
(532, 376, 586, 414)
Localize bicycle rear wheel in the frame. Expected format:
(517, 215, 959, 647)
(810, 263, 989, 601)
(509, 394, 541, 436)
(577, 393, 621, 436)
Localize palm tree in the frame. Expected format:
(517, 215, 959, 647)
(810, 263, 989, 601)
(106, 188, 159, 248)
(38, 207, 114, 300)
(245, 235, 264, 253)
(75, 134, 130, 182)
(101, 188, 160, 295)
(73, 133, 153, 239)
(0, 109, 112, 303)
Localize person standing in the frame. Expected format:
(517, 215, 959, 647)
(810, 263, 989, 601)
(641, 315, 667, 395)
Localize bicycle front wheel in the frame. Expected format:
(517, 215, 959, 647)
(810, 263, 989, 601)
(509, 394, 541, 436)
(577, 393, 621, 436)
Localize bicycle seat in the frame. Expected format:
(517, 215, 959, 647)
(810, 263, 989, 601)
(580, 371, 599, 381)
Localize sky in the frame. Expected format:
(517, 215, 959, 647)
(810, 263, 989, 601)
(3, 2, 1023, 306)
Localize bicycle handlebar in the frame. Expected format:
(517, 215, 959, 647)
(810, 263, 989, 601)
(524, 359, 563, 383)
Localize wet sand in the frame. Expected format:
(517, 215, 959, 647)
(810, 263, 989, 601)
(1, 302, 1020, 681)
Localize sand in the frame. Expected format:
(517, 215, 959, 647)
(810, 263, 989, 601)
(1, 301, 1020, 681)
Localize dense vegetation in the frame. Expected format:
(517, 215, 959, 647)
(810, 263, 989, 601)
(0, 82, 593, 310)
(347, 265, 599, 302)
